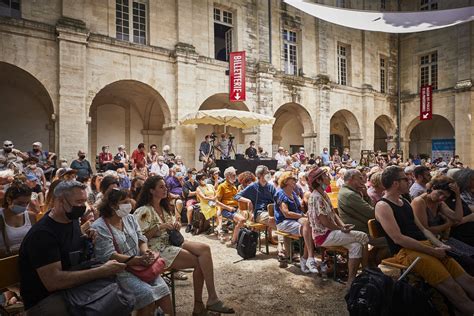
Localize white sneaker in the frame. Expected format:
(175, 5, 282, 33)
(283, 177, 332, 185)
(300, 258, 310, 274)
(306, 258, 319, 274)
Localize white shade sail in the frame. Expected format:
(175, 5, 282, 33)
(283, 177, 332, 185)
(284, 0, 474, 33)
(179, 109, 275, 130)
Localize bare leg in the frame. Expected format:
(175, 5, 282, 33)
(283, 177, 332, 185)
(136, 302, 156, 316)
(436, 277, 474, 315)
(347, 258, 362, 287)
(454, 274, 474, 300)
(231, 214, 246, 243)
(186, 206, 194, 224)
(299, 218, 314, 258)
(181, 241, 220, 306)
(156, 295, 173, 315)
(169, 248, 204, 311)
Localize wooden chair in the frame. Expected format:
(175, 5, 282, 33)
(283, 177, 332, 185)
(367, 219, 408, 270)
(239, 200, 269, 254)
(327, 192, 339, 209)
(271, 204, 304, 263)
(0, 255, 23, 315)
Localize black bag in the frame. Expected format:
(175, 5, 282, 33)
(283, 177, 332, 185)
(168, 229, 184, 247)
(345, 268, 393, 316)
(63, 277, 135, 316)
(236, 228, 258, 259)
(390, 279, 440, 316)
(192, 209, 211, 235)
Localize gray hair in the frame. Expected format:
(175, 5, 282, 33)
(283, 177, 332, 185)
(344, 169, 361, 182)
(255, 165, 269, 177)
(54, 180, 87, 198)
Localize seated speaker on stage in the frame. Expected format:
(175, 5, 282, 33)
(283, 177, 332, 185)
(245, 141, 258, 159)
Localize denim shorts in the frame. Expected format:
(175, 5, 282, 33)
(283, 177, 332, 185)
(221, 209, 236, 220)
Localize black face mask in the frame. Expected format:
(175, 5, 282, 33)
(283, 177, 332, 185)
(64, 199, 86, 220)
(79, 155, 86, 160)
(4, 147, 12, 153)
(33, 148, 40, 153)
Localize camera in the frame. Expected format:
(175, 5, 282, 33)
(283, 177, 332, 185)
(210, 132, 217, 140)
(228, 134, 235, 140)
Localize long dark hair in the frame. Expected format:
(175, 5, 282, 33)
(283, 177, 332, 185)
(135, 176, 172, 215)
(98, 188, 128, 218)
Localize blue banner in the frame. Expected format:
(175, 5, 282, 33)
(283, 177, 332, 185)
(432, 139, 455, 161)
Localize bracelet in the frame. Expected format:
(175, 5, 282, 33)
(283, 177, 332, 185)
(124, 255, 135, 264)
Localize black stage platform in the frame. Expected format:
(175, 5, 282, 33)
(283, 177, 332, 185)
(215, 159, 278, 175)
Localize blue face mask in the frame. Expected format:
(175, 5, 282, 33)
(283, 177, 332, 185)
(321, 184, 328, 191)
(191, 175, 196, 181)
(11, 204, 27, 214)
(293, 162, 301, 168)
(176, 172, 184, 178)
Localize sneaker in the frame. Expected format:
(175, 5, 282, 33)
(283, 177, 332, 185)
(185, 224, 192, 233)
(226, 241, 237, 248)
(300, 257, 310, 274)
(306, 258, 319, 274)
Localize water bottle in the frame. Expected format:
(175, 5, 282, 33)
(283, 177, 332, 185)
(321, 261, 328, 280)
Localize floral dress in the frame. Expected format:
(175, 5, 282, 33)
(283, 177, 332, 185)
(133, 205, 181, 268)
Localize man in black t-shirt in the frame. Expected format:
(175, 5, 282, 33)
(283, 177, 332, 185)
(19, 180, 126, 314)
(245, 141, 258, 159)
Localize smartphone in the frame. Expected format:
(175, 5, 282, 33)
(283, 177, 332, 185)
(346, 224, 355, 230)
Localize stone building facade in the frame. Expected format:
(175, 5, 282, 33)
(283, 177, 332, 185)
(0, 0, 472, 167)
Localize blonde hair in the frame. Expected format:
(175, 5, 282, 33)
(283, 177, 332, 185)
(370, 172, 384, 190)
(278, 171, 296, 188)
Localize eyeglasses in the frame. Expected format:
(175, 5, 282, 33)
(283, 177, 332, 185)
(4, 143, 13, 147)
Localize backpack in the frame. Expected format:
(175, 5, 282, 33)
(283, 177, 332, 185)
(390, 279, 440, 316)
(345, 268, 393, 316)
(191, 207, 210, 235)
(236, 228, 258, 259)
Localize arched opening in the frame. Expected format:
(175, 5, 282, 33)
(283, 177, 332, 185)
(194, 93, 249, 161)
(89, 80, 171, 160)
(408, 115, 455, 159)
(374, 115, 396, 152)
(0, 62, 55, 152)
(330, 110, 361, 159)
(273, 103, 313, 154)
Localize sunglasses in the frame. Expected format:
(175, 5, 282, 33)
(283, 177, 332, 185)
(4, 144, 13, 147)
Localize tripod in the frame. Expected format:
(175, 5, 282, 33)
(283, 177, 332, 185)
(227, 138, 237, 159)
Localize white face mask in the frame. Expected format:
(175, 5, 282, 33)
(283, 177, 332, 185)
(116, 203, 132, 217)
(264, 174, 272, 182)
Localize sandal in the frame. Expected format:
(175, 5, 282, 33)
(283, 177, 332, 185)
(193, 302, 209, 316)
(206, 300, 235, 314)
(173, 271, 188, 281)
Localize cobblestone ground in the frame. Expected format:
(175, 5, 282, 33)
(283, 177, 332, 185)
(174, 231, 349, 316)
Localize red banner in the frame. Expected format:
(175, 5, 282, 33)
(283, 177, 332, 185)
(229, 51, 246, 102)
(420, 85, 432, 120)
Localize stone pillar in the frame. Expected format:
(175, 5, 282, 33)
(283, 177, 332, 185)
(348, 135, 362, 161)
(361, 85, 376, 151)
(302, 133, 318, 155)
(255, 62, 275, 154)
(56, 18, 89, 162)
(454, 86, 473, 165)
(172, 43, 199, 166)
(315, 80, 331, 154)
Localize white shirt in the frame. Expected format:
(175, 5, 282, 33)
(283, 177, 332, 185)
(150, 162, 170, 177)
(275, 152, 287, 166)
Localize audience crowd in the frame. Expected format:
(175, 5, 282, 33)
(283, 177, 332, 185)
(0, 139, 473, 315)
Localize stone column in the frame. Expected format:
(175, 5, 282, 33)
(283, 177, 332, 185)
(361, 85, 376, 151)
(302, 133, 318, 155)
(454, 85, 473, 165)
(56, 18, 89, 162)
(255, 62, 275, 154)
(348, 135, 362, 161)
(315, 80, 331, 153)
(172, 43, 199, 166)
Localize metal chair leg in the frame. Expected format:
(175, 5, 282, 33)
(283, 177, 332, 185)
(264, 227, 269, 255)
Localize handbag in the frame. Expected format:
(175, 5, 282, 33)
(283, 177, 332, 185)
(105, 220, 166, 283)
(63, 277, 135, 316)
(168, 229, 184, 247)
